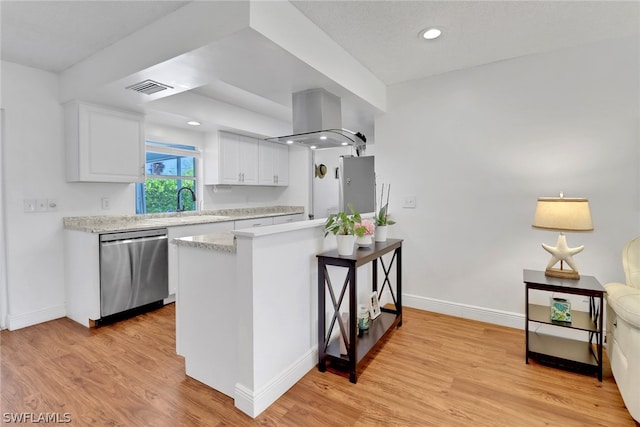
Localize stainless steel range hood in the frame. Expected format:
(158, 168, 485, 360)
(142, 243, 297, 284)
(266, 89, 367, 155)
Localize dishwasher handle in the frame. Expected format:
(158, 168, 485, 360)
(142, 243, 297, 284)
(100, 228, 167, 243)
(100, 235, 168, 247)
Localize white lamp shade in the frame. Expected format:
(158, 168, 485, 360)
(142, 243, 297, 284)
(532, 197, 593, 231)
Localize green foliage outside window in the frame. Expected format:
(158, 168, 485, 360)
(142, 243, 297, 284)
(144, 179, 195, 213)
(136, 142, 198, 214)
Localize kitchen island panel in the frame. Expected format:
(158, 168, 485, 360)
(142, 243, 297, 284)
(175, 244, 237, 397)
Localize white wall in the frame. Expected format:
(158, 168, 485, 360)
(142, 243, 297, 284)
(312, 146, 352, 218)
(375, 36, 639, 326)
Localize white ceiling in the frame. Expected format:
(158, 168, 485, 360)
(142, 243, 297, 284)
(292, 0, 640, 86)
(1, 1, 190, 73)
(1, 1, 639, 133)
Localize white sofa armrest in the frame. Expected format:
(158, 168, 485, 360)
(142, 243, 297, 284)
(605, 282, 640, 328)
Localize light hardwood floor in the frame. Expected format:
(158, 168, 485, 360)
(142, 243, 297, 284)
(1, 304, 637, 426)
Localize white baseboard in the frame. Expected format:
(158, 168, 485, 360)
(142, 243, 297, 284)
(234, 347, 318, 418)
(403, 293, 525, 330)
(7, 304, 66, 330)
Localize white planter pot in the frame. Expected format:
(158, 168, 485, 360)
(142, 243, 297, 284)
(356, 234, 373, 248)
(374, 225, 388, 242)
(336, 234, 356, 256)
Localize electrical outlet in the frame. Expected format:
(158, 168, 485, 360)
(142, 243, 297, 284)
(402, 195, 417, 208)
(36, 199, 48, 212)
(23, 199, 36, 213)
(101, 197, 110, 210)
(47, 199, 58, 211)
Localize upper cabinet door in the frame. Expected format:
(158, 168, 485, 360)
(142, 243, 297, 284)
(65, 101, 145, 183)
(217, 132, 259, 185)
(273, 142, 289, 186)
(219, 132, 242, 184)
(258, 140, 289, 186)
(258, 140, 275, 185)
(238, 135, 259, 185)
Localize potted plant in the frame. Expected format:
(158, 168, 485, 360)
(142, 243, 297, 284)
(324, 206, 361, 256)
(375, 184, 396, 242)
(354, 219, 375, 248)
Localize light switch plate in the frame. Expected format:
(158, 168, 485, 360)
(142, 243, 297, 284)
(402, 195, 417, 208)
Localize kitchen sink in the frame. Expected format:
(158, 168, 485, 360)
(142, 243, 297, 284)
(146, 215, 230, 225)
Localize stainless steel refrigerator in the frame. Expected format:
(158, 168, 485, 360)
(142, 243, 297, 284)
(311, 152, 375, 219)
(338, 155, 375, 214)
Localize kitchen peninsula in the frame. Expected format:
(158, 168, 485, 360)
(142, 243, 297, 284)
(171, 219, 387, 418)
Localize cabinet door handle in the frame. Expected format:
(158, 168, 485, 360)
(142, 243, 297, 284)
(238, 172, 242, 182)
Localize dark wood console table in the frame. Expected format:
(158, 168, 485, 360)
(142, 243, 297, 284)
(317, 238, 403, 383)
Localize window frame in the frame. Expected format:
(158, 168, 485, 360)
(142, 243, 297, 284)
(136, 140, 202, 214)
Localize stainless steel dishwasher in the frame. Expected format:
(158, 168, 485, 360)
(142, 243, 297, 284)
(99, 228, 169, 319)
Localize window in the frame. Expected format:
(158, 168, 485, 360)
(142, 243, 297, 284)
(136, 141, 199, 214)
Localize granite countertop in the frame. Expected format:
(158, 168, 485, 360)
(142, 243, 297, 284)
(63, 206, 304, 233)
(171, 232, 236, 253)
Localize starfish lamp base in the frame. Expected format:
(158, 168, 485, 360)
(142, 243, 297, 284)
(541, 233, 584, 281)
(545, 266, 580, 280)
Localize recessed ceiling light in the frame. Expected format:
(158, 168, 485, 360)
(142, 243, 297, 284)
(187, 121, 200, 126)
(320, 136, 327, 140)
(341, 142, 348, 146)
(310, 145, 317, 149)
(286, 140, 294, 144)
(420, 28, 442, 40)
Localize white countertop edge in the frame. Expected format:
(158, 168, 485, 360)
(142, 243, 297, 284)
(231, 213, 375, 238)
(232, 218, 327, 238)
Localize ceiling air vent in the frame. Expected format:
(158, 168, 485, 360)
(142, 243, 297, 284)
(126, 79, 173, 95)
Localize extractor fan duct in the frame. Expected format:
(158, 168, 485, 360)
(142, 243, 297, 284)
(266, 88, 366, 156)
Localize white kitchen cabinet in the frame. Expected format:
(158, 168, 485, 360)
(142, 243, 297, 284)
(218, 132, 259, 185)
(258, 140, 289, 186)
(272, 213, 305, 224)
(64, 229, 101, 327)
(234, 217, 274, 229)
(65, 101, 145, 183)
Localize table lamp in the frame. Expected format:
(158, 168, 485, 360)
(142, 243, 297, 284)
(532, 193, 593, 279)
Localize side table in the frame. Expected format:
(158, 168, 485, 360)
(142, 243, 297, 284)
(524, 269, 604, 381)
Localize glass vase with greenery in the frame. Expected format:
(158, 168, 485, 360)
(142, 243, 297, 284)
(375, 184, 396, 227)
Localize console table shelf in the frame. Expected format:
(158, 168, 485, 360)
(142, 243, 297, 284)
(528, 304, 599, 332)
(317, 239, 403, 383)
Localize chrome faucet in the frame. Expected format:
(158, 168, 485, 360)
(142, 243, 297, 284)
(176, 187, 196, 212)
